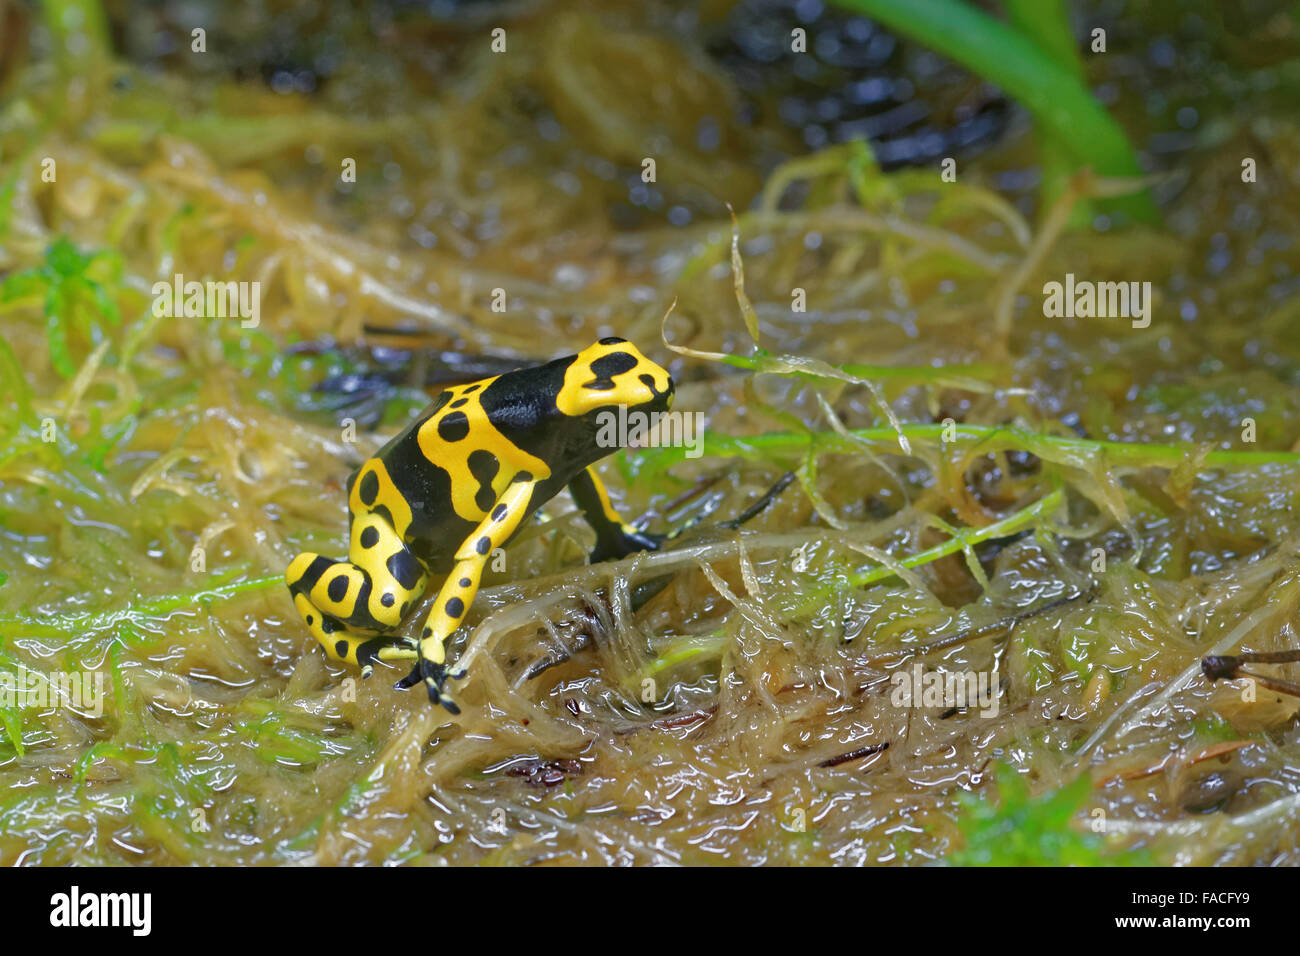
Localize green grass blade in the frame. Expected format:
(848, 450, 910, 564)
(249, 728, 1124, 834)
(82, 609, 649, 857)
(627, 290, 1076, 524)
(827, 0, 1156, 222)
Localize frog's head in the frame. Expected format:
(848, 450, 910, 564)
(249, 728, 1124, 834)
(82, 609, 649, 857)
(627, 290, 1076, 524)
(556, 338, 675, 422)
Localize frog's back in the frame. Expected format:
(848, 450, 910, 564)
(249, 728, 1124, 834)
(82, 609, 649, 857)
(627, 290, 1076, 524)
(346, 360, 574, 571)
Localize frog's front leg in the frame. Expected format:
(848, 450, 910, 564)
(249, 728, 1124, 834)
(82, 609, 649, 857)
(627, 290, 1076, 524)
(568, 466, 663, 562)
(286, 510, 429, 679)
(400, 471, 539, 713)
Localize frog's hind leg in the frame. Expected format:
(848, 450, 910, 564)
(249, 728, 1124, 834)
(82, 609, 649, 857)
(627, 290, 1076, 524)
(285, 511, 429, 678)
(286, 590, 406, 678)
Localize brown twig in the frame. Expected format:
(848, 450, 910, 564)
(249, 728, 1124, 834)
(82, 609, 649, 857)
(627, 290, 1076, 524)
(1202, 650, 1300, 698)
(819, 742, 889, 768)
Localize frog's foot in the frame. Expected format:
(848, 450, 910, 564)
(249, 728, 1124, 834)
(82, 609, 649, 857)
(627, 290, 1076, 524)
(423, 659, 462, 714)
(590, 528, 666, 563)
(394, 659, 465, 714)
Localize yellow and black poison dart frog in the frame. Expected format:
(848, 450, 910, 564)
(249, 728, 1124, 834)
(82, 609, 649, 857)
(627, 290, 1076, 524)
(285, 338, 673, 713)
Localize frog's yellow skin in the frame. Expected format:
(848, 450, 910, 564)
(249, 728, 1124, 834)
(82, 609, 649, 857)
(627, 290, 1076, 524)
(285, 338, 674, 712)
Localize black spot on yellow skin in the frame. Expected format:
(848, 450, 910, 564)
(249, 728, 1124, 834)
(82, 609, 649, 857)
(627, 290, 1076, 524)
(286, 339, 675, 712)
(468, 449, 500, 513)
(358, 471, 379, 506)
(388, 551, 422, 590)
(586, 352, 638, 390)
(438, 411, 470, 442)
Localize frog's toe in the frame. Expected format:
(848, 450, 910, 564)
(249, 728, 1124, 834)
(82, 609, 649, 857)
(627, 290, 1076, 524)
(394, 663, 422, 691)
(430, 687, 461, 715)
(355, 637, 396, 680)
(377, 642, 418, 663)
(391, 660, 460, 714)
(419, 660, 462, 714)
